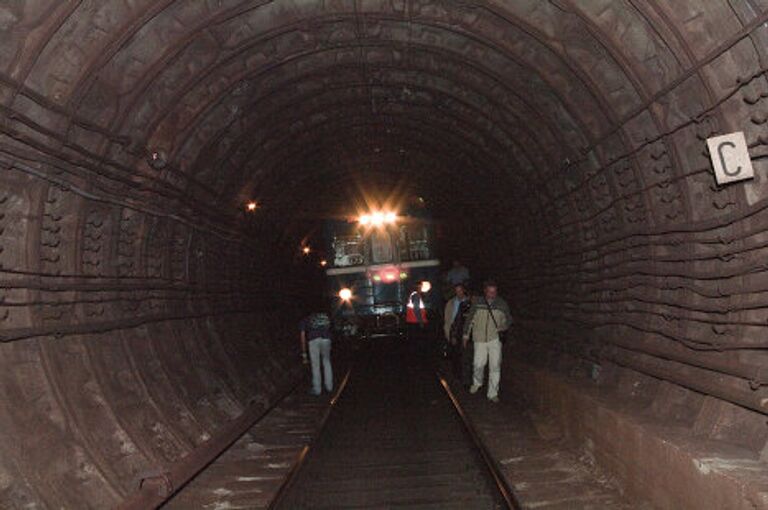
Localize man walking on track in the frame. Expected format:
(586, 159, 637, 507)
(299, 311, 334, 396)
(444, 282, 472, 385)
(462, 280, 511, 403)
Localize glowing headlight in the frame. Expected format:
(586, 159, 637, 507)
(371, 212, 385, 226)
(339, 288, 353, 301)
(420, 281, 432, 293)
(359, 210, 398, 226)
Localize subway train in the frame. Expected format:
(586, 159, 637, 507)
(324, 209, 441, 340)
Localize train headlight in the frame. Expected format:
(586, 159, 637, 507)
(358, 210, 398, 227)
(420, 281, 432, 293)
(339, 288, 353, 301)
(371, 212, 385, 226)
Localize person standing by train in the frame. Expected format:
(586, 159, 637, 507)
(406, 282, 432, 357)
(462, 280, 511, 403)
(443, 283, 471, 384)
(299, 311, 334, 396)
(445, 260, 471, 287)
(406, 283, 428, 328)
(443, 260, 470, 300)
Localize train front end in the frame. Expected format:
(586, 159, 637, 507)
(325, 210, 440, 340)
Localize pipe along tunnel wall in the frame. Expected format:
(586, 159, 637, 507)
(1, 1, 768, 508)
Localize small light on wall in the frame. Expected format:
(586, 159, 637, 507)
(245, 201, 259, 212)
(302, 246, 311, 255)
(320, 259, 328, 267)
(147, 149, 167, 170)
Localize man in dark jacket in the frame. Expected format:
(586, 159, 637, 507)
(444, 283, 472, 384)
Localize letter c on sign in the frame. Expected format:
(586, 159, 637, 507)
(718, 141, 741, 177)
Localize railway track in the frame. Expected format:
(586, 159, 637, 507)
(270, 339, 517, 509)
(158, 338, 643, 510)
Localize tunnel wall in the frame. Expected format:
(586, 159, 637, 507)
(0, 160, 300, 508)
(506, 357, 768, 510)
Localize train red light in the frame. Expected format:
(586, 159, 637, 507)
(381, 270, 398, 283)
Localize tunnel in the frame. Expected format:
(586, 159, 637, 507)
(1, 1, 768, 508)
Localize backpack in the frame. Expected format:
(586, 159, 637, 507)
(450, 300, 472, 341)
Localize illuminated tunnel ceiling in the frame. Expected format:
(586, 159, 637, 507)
(1, 0, 768, 508)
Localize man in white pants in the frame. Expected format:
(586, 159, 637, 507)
(299, 312, 334, 396)
(462, 280, 511, 403)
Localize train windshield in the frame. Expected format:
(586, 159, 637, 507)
(332, 234, 364, 267)
(370, 230, 394, 264)
(399, 224, 431, 261)
(326, 213, 436, 269)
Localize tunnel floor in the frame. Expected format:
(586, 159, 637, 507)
(275, 338, 506, 509)
(162, 338, 650, 509)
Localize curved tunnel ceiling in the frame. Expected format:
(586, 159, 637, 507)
(1, 0, 768, 507)
(6, 0, 744, 215)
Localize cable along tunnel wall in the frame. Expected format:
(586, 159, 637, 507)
(0, 0, 767, 507)
(0, 166, 301, 508)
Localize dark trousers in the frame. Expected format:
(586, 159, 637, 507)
(448, 340, 474, 387)
(461, 342, 474, 386)
(448, 340, 462, 377)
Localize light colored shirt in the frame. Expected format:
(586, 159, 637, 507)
(463, 296, 511, 343)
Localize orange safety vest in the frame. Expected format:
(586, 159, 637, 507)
(405, 291, 428, 324)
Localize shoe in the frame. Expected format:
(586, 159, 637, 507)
(488, 396, 499, 403)
(469, 385, 480, 394)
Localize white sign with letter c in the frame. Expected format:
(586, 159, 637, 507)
(707, 131, 754, 185)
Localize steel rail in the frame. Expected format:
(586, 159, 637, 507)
(115, 376, 304, 510)
(267, 367, 353, 510)
(437, 371, 522, 510)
